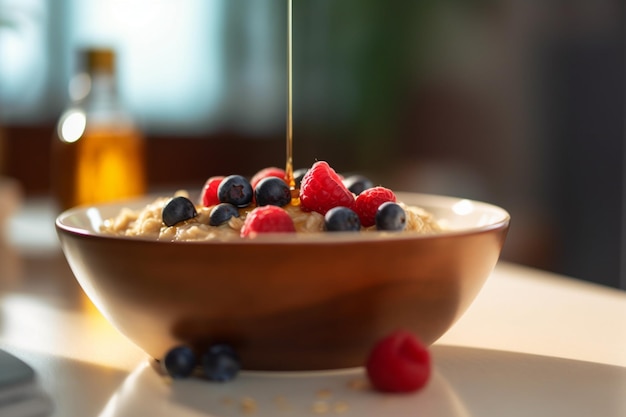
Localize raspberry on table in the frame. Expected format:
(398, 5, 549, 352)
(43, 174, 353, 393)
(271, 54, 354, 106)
(200, 176, 225, 207)
(299, 161, 355, 215)
(240, 205, 296, 238)
(365, 330, 431, 393)
(354, 186, 397, 228)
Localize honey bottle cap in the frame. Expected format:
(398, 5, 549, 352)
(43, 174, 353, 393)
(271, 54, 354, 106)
(82, 48, 115, 74)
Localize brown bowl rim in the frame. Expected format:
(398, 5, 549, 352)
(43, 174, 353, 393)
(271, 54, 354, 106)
(55, 192, 510, 246)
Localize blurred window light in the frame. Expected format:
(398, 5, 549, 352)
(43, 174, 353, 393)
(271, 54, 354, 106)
(69, 73, 91, 102)
(0, 0, 287, 135)
(0, 0, 49, 122)
(0, 0, 359, 135)
(58, 110, 86, 143)
(65, 0, 228, 134)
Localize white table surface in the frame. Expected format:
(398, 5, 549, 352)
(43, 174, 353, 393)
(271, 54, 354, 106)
(1, 197, 625, 417)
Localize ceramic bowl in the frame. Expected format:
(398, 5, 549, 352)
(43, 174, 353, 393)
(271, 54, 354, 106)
(55, 193, 509, 371)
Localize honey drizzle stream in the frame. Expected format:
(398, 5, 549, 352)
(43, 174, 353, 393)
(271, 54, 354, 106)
(286, 0, 300, 205)
(285, 0, 295, 189)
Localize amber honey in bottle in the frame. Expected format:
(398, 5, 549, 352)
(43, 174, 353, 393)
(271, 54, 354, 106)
(52, 48, 146, 211)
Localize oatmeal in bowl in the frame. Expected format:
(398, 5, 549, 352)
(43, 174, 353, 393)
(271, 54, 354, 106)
(55, 160, 509, 371)
(100, 161, 443, 242)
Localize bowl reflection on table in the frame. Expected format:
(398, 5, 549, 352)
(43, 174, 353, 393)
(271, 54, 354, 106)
(98, 360, 470, 417)
(55, 192, 509, 371)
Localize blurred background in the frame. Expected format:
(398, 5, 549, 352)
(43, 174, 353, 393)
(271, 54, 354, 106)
(0, 0, 623, 288)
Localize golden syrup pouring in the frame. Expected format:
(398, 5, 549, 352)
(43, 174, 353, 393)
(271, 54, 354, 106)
(285, 0, 299, 205)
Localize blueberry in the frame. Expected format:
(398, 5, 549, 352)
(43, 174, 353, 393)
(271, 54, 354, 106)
(255, 177, 291, 207)
(342, 175, 374, 195)
(162, 345, 197, 379)
(376, 202, 406, 231)
(209, 203, 240, 226)
(162, 196, 198, 227)
(325, 206, 361, 232)
(293, 168, 309, 188)
(218, 175, 253, 207)
(201, 344, 241, 382)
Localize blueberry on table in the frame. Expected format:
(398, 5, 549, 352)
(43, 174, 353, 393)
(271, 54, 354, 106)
(162, 196, 198, 227)
(375, 202, 406, 231)
(162, 345, 197, 379)
(255, 177, 291, 207)
(217, 175, 253, 207)
(342, 175, 374, 195)
(209, 203, 240, 226)
(325, 206, 361, 232)
(201, 344, 241, 382)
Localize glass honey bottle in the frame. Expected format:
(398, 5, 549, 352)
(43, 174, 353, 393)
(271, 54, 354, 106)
(51, 48, 146, 212)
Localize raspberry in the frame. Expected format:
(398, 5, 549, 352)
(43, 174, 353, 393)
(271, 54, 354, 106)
(354, 186, 396, 227)
(200, 176, 225, 207)
(365, 330, 431, 393)
(240, 205, 296, 238)
(299, 161, 355, 215)
(251, 167, 287, 189)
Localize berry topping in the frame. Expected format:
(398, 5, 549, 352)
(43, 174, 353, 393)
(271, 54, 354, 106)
(218, 175, 253, 208)
(162, 196, 198, 227)
(299, 161, 355, 215)
(365, 330, 431, 393)
(343, 174, 374, 195)
(293, 167, 309, 188)
(251, 166, 286, 189)
(201, 344, 241, 382)
(209, 203, 240, 226)
(376, 202, 407, 231)
(354, 186, 397, 228)
(240, 205, 296, 238)
(162, 345, 197, 379)
(200, 176, 225, 207)
(255, 177, 291, 207)
(325, 206, 361, 232)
